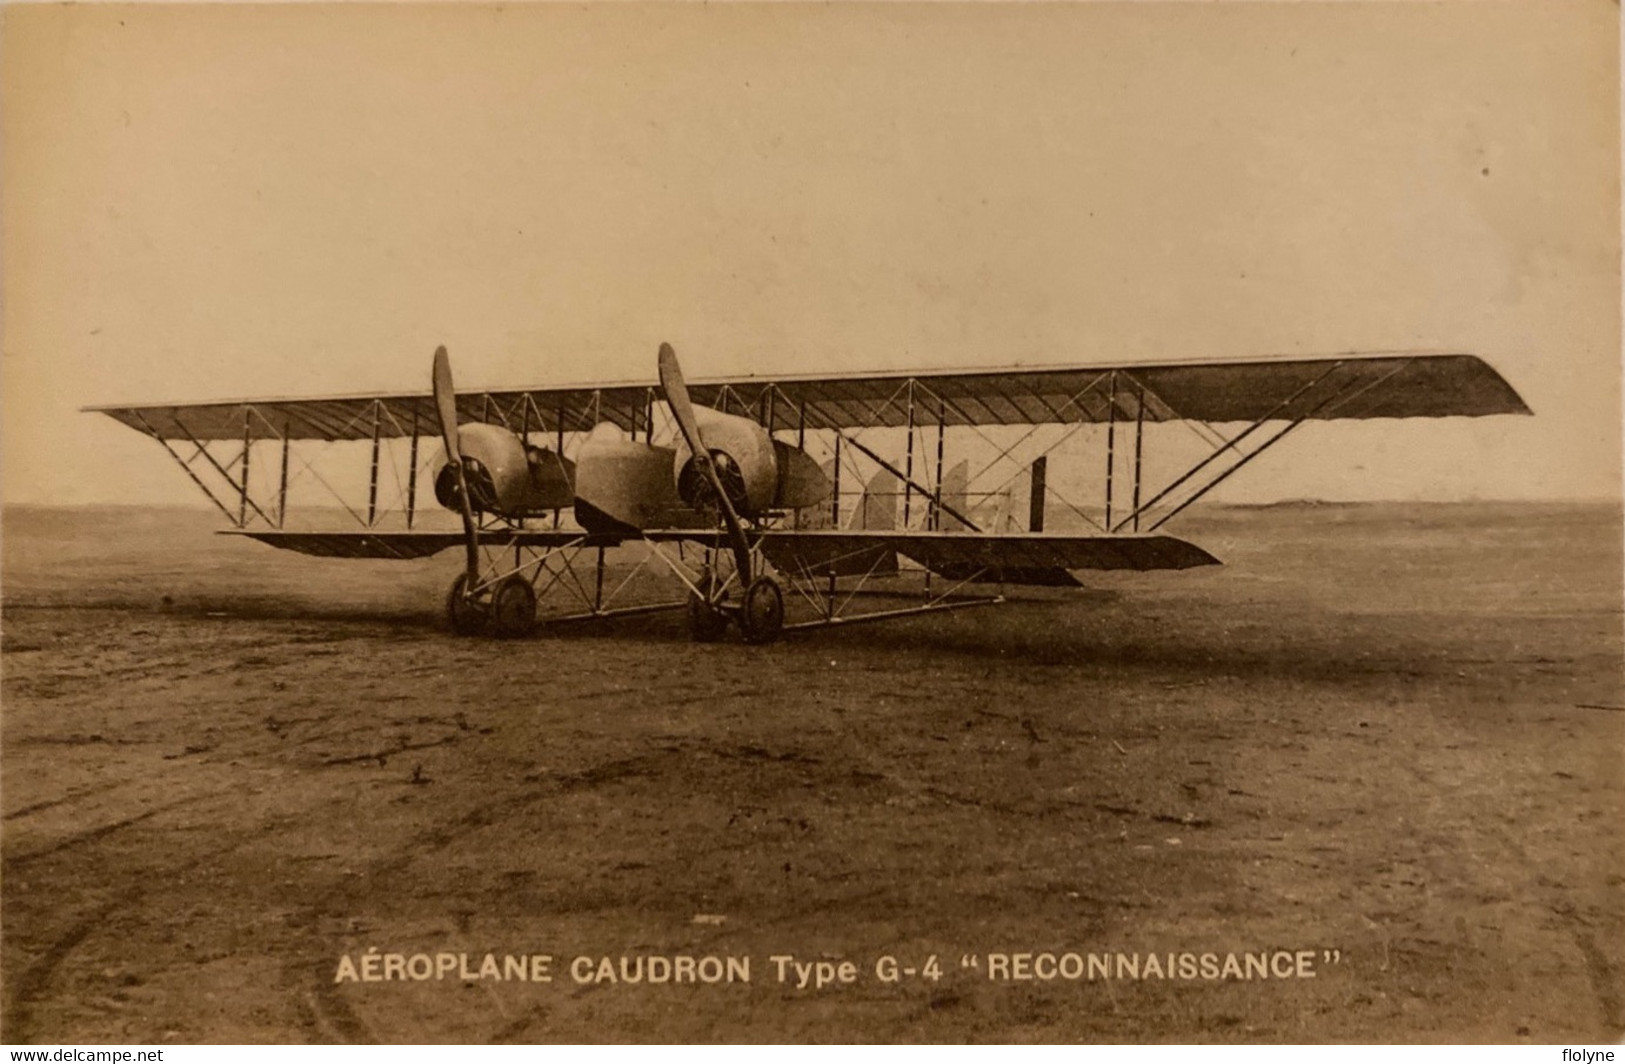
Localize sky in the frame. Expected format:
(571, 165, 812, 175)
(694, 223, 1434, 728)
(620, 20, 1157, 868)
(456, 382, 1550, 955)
(2, 1, 1619, 508)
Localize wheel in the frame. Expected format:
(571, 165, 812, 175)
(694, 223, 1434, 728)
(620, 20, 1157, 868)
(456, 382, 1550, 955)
(739, 574, 785, 645)
(687, 569, 729, 643)
(490, 576, 538, 639)
(445, 572, 489, 636)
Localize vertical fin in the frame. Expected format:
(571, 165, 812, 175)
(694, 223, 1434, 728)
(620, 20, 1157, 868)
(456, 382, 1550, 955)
(940, 460, 970, 531)
(850, 468, 900, 574)
(851, 468, 898, 531)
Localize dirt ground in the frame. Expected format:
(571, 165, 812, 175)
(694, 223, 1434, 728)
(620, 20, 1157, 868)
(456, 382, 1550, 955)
(1, 501, 1620, 1043)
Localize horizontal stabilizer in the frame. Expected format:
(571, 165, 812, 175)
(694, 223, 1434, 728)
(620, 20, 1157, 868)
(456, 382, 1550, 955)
(759, 535, 898, 578)
(754, 530, 1219, 577)
(932, 565, 1083, 588)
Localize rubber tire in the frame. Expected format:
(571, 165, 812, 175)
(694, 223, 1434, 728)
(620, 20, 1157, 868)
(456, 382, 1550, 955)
(490, 577, 538, 639)
(739, 575, 785, 645)
(688, 570, 729, 644)
(446, 572, 489, 637)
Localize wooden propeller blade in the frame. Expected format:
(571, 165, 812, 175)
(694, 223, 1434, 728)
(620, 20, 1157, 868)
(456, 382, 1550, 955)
(432, 347, 461, 463)
(657, 342, 752, 583)
(431, 345, 481, 585)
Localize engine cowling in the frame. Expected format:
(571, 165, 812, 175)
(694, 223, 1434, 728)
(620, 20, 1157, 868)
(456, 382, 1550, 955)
(670, 405, 830, 518)
(434, 422, 574, 518)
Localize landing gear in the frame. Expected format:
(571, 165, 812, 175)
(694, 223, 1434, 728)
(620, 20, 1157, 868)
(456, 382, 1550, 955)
(446, 572, 489, 636)
(687, 568, 729, 643)
(490, 576, 538, 639)
(739, 574, 785, 645)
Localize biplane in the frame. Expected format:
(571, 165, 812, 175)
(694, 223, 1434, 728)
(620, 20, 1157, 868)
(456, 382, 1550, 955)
(88, 345, 1530, 643)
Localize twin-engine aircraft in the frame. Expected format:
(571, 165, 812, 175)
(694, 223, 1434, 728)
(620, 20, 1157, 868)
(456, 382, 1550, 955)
(431, 343, 836, 642)
(90, 345, 1530, 643)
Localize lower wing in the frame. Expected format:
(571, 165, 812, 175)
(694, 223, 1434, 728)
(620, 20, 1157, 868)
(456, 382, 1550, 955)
(225, 527, 1217, 585)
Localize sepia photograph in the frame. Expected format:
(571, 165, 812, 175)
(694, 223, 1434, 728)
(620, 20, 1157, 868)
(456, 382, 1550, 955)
(1, 0, 1620, 1045)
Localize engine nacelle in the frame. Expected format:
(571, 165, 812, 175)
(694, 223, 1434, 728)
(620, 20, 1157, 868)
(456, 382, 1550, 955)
(434, 422, 574, 518)
(671, 405, 829, 518)
(573, 426, 696, 535)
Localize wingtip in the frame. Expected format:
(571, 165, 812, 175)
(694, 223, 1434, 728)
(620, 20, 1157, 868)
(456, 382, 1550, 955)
(1184, 540, 1223, 568)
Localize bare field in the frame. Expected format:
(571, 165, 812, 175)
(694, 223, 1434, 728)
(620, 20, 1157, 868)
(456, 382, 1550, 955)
(2, 501, 1621, 1043)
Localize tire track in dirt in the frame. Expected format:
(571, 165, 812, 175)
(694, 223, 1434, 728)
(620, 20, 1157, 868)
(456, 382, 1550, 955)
(3, 783, 298, 1039)
(4, 780, 128, 822)
(1486, 823, 1623, 1037)
(295, 741, 807, 1042)
(3, 892, 139, 1044)
(4, 795, 211, 868)
(1568, 927, 1624, 1037)
(3, 783, 349, 1043)
(1388, 748, 1622, 1037)
(291, 769, 587, 1043)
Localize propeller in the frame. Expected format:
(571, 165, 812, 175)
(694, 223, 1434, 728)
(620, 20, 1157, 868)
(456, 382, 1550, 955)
(432, 346, 481, 589)
(657, 342, 753, 584)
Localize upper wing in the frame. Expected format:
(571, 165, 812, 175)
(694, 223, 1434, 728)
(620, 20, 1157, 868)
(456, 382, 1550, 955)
(87, 352, 1529, 441)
